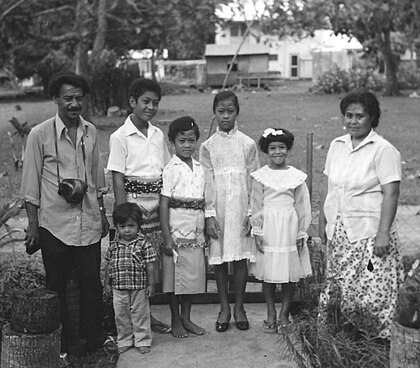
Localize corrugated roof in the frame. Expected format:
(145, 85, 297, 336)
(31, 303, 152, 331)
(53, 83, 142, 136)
(205, 43, 270, 56)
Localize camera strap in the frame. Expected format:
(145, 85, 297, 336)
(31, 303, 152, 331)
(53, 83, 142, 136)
(53, 119, 88, 186)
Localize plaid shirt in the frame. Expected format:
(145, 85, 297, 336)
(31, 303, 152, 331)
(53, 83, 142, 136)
(105, 235, 157, 290)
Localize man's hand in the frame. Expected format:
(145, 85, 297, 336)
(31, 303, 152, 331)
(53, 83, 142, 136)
(25, 221, 39, 250)
(254, 235, 264, 254)
(101, 212, 110, 238)
(205, 217, 220, 240)
(146, 285, 155, 298)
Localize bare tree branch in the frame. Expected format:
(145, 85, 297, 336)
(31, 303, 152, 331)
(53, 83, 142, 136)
(32, 5, 75, 18)
(27, 31, 81, 43)
(0, 0, 30, 21)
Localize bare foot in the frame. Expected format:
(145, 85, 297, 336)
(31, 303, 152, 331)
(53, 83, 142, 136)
(137, 346, 151, 354)
(171, 318, 189, 338)
(151, 315, 171, 333)
(182, 319, 206, 336)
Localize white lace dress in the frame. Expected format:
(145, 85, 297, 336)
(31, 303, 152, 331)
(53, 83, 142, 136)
(250, 165, 312, 283)
(199, 126, 260, 265)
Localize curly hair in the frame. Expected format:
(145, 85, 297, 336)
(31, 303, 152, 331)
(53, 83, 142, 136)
(340, 90, 381, 128)
(48, 72, 91, 98)
(258, 128, 294, 153)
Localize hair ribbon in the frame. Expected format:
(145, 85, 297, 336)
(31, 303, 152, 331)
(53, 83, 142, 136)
(262, 128, 284, 138)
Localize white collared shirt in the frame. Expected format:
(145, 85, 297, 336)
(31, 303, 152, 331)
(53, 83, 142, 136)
(161, 155, 204, 199)
(107, 116, 170, 179)
(323, 129, 401, 242)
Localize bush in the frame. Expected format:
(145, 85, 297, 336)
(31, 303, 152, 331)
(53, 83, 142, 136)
(0, 256, 45, 325)
(313, 67, 385, 94)
(282, 241, 390, 368)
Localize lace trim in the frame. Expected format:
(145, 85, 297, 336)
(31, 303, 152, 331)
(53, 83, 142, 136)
(124, 178, 163, 194)
(251, 165, 307, 191)
(209, 253, 256, 265)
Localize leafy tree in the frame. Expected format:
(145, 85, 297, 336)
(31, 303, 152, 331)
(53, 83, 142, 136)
(263, 0, 420, 95)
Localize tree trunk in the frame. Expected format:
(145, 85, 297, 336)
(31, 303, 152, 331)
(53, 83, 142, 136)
(1, 323, 61, 368)
(382, 29, 400, 96)
(390, 322, 420, 368)
(11, 288, 59, 334)
(74, 0, 90, 78)
(91, 0, 107, 61)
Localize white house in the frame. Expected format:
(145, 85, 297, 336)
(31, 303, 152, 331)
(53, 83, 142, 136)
(207, 13, 362, 83)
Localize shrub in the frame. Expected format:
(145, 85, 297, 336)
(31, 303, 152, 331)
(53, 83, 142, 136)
(0, 256, 45, 325)
(313, 67, 385, 94)
(282, 240, 390, 368)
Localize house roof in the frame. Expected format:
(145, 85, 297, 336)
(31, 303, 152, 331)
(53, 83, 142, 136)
(205, 43, 270, 56)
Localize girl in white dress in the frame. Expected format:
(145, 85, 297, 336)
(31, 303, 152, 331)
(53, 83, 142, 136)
(250, 128, 312, 332)
(200, 91, 259, 332)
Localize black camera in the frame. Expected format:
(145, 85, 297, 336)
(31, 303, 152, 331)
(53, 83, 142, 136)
(58, 179, 88, 203)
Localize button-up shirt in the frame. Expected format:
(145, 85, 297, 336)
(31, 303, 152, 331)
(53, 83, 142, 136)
(20, 113, 105, 246)
(105, 235, 157, 290)
(161, 155, 205, 200)
(107, 116, 171, 179)
(323, 129, 401, 242)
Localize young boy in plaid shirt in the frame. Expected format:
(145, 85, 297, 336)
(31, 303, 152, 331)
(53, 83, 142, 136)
(104, 202, 157, 354)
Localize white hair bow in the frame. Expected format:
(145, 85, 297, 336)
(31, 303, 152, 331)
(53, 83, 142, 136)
(262, 128, 284, 138)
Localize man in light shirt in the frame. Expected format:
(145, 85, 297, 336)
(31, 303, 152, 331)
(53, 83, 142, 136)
(21, 72, 109, 358)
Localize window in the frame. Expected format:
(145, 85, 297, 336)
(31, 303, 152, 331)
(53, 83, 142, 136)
(269, 54, 278, 61)
(290, 54, 299, 78)
(230, 23, 247, 37)
(227, 62, 238, 71)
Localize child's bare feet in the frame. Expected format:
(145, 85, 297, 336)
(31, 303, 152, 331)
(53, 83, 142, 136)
(137, 346, 151, 354)
(118, 346, 131, 354)
(182, 318, 206, 335)
(171, 317, 188, 338)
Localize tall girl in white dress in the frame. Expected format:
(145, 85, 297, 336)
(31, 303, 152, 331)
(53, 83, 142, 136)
(250, 128, 312, 332)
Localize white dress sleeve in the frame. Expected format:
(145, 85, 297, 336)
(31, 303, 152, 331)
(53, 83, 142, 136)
(199, 143, 217, 218)
(294, 182, 312, 239)
(250, 178, 264, 236)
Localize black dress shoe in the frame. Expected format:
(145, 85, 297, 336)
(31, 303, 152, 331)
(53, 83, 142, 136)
(234, 311, 249, 330)
(215, 312, 231, 332)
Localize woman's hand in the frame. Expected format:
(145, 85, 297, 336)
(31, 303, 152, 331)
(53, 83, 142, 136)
(205, 217, 220, 239)
(163, 238, 177, 257)
(373, 231, 390, 257)
(254, 235, 264, 254)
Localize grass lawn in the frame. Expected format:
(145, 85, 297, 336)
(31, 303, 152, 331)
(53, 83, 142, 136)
(0, 85, 419, 367)
(1, 87, 419, 208)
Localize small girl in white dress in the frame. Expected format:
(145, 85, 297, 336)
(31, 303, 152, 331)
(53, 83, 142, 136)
(250, 127, 312, 332)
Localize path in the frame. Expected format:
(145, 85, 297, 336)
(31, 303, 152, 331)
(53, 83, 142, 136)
(117, 303, 297, 368)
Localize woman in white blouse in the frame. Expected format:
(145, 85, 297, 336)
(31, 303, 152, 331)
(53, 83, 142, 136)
(318, 91, 404, 339)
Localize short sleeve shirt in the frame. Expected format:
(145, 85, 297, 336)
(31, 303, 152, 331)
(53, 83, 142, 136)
(107, 116, 171, 179)
(105, 235, 157, 290)
(323, 129, 401, 242)
(161, 155, 205, 200)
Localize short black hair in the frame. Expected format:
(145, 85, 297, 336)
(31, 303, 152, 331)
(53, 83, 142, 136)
(129, 78, 162, 103)
(112, 202, 143, 228)
(168, 116, 200, 143)
(48, 72, 91, 98)
(212, 90, 240, 114)
(340, 90, 381, 128)
(258, 127, 294, 153)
